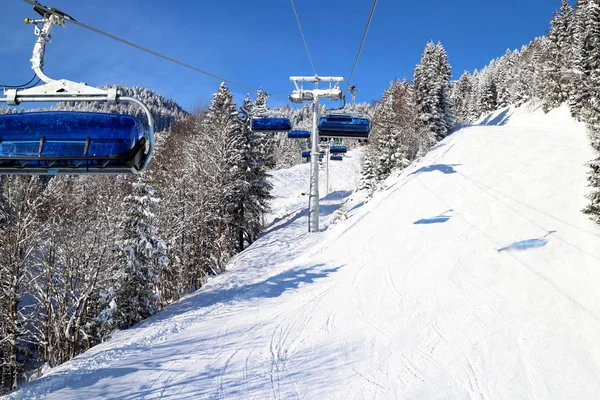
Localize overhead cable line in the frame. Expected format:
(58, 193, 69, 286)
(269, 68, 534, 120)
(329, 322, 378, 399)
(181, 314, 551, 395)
(1, 73, 37, 88)
(347, 0, 378, 89)
(23, 77, 42, 89)
(289, 0, 317, 76)
(22, 0, 265, 93)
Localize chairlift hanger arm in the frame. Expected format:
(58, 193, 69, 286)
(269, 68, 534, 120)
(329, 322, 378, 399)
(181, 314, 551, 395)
(33, 1, 76, 21)
(23, 0, 270, 94)
(288, 76, 344, 103)
(290, 76, 344, 83)
(290, 76, 343, 91)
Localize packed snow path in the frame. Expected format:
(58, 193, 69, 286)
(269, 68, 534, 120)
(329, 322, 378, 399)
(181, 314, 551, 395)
(9, 104, 600, 399)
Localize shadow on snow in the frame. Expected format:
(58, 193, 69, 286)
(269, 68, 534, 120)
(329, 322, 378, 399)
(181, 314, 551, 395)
(497, 231, 556, 252)
(414, 209, 453, 225)
(414, 216, 451, 225)
(17, 263, 344, 398)
(478, 108, 512, 126)
(410, 164, 461, 175)
(263, 190, 354, 235)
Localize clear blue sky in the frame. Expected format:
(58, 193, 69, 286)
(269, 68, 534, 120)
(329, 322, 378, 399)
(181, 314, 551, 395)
(1, 0, 569, 111)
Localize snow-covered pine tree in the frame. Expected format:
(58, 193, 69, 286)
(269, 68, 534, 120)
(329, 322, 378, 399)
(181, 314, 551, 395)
(359, 148, 377, 197)
(584, 0, 600, 132)
(201, 82, 244, 271)
(542, 1, 576, 112)
(478, 70, 498, 115)
(584, 144, 600, 222)
(541, 10, 564, 112)
(252, 90, 278, 169)
(413, 43, 439, 137)
(436, 43, 455, 133)
(531, 37, 552, 102)
(568, 0, 600, 121)
(502, 49, 522, 107)
(238, 94, 273, 247)
(466, 70, 482, 121)
(451, 71, 473, 123)
(114, 179, 166, 329)
(221, 114, 248, 254)
(575, 0, 600, 222)
(508, 46, 530, 107)
(391, 79, 420, 166)
(413, 41, 453, 142)
(363, 79, 420, 188)
(253, 89, 268, 115)
(495, 49, 515, 108)
(372, 84, 399, 181)
(510, 39, 544, 107)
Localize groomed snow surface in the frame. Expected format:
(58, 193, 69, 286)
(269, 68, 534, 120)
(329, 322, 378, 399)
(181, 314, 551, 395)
(8, 102, 600, 399)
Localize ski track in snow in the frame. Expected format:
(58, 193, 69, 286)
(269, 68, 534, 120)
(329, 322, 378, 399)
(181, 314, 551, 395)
(6, 102, 600, 400)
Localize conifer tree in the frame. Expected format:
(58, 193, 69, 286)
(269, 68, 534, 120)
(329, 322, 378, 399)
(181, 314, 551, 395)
(479, 71, 498, 114)
(495, 50, 515, 108)
(585, 0, 600, 132)
(570, 0, 593, 118)
(436, 43, 455, 132)
(202, 82, 245, 270)
(542, 1, 576, 112)
(584, 148, 600, 222)
(466, 70, 482, 120)
(253, 90, 278, 169)
(114, 179, 166, 329)
(236, 95, 273, 249)
(573, 0, 600, 222)
(413, 41, 453, 142)
(372, 85, 399, 181)
(451, 71, 473, 122)
(359, 149, 377, 197)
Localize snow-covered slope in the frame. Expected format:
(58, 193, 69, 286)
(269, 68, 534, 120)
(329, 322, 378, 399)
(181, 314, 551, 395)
(8, 103, 600, 400)
(265, 150, 362, 227)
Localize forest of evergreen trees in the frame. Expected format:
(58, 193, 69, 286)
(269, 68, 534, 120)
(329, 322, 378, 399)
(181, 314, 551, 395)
(1, 0, 599, 393)
(0, 84, 301, 391)
(361, 0, 600, 226)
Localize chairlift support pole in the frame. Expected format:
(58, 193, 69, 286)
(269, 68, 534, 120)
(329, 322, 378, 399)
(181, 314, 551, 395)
(290, 75, 342, 232)
(324, 146, 330, 195)
(310, 97, 320, 232)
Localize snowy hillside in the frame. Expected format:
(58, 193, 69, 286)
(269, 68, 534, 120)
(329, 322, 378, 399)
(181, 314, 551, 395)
(7, 103, 600, 399)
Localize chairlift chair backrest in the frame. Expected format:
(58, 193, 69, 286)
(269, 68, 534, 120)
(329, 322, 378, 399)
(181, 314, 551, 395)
(301, 151, 324, 159)
(0, 111, 148, 174)
(318, 113, 371, 139)
(251, 117, 292, 132)
(329, 145, 347, 154)
(287, 130, 311, 139)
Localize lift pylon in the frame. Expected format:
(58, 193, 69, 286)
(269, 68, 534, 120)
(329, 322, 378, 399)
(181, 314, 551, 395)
(289, 76, 343, 232)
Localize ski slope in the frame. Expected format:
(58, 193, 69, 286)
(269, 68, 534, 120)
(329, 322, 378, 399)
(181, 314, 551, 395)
(8, 103, 600, 399)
